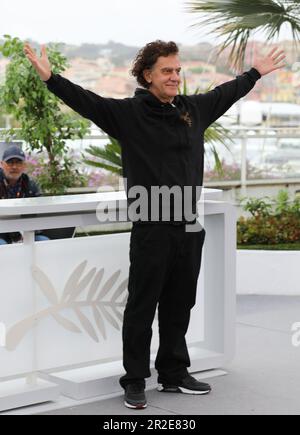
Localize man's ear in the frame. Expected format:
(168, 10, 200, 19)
(143, 69, 152, 85)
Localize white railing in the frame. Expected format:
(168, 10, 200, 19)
(221, 126, 300, 194)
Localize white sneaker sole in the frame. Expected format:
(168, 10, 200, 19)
(157, 384, 211, 395)
(124, 401, 148, 410)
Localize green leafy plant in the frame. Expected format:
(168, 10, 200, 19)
(238, 190, 300, 246)
(33, 154, 88, 194)
(0, 35, 90, 194)
(241, 196, 272, 218)
(275, 189, 300, 215)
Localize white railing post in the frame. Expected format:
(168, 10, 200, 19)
(241, 131, 248, 197)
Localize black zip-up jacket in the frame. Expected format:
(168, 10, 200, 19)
(45, 68, 261, 223)
(0, 168, 41, 242)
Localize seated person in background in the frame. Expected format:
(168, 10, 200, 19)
(0, 145, 49, 245)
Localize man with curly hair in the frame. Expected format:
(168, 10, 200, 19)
(24, 40, 285, 410)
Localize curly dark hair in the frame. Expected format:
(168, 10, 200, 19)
(131, 40, 179, 89)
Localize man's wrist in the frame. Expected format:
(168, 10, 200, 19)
(248, 67, 262, 81)
(43, 72, 53, 83)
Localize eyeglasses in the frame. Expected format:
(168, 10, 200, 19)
(4, 160, 25, 166)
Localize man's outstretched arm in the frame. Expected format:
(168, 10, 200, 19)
(194, 47, 286, 128)
(24, 43, 129, 140)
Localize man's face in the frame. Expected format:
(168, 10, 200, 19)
(144, 54, 182, 103)
(1, 159, 26, 183)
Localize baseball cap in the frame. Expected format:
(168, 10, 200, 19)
(2, 145, 26, 162)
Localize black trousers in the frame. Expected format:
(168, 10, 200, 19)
(120, 223, 205, 389)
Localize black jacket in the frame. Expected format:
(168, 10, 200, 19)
(0, 169, 41, 242)
(45, 68, 261, 222)
(0, 169, 40, 199)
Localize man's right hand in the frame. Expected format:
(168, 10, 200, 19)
(23, 43, 52, 82)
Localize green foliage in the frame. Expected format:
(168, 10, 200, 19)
(241, 196, 273, 218)
(238, 190, 300, 245)
(0, 35, 90, 194)
(83, 137, 123, 176)
(187, 0, 300, 70)
(274, 189, 300, 215)
(32, 155, 88, 195)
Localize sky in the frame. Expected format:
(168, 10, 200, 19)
(2, 0, 204, 46)
(1, 0, 294, 48)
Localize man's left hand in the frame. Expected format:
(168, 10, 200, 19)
(253, 47, 286, 76)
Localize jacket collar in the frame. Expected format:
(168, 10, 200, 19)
(134, 88, 179, 108)
(134, 88, 188, 123)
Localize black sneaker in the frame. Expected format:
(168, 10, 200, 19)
(124, 383, 147, 409)
(157, 374, 211, 395)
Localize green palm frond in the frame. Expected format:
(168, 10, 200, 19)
(186, 0, 300, 70)
(210, 144, 224, 175)
(83, 136, 123, 176)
